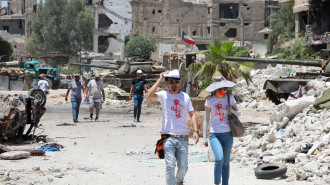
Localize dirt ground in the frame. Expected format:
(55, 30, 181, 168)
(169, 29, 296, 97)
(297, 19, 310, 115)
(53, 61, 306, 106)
(0, 89, 313, 185)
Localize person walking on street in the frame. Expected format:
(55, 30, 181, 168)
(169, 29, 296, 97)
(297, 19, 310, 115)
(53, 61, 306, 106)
(148, 69, 199, 185)
(129, 69, 148, 122)
(85, 74, 105, 121)
(38, 74, 49, 93)
(203, 76, 241, 185)
(65, 74, 85, 123)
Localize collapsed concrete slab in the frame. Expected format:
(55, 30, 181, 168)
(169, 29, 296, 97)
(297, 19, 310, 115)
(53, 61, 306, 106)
(270, 96, 315, 123)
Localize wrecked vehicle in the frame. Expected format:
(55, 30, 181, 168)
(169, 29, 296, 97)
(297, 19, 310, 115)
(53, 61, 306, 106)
(226, 49, 330, 104)
(71, 57, 165, 93)
(0, 60, 61, 91)
(0, 89, 46, 142)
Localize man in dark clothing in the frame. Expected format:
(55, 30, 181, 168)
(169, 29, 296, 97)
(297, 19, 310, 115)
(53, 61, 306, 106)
(129, 70, 148, 122)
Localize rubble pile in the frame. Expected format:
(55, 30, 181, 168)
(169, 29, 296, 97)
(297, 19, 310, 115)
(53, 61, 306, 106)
(235, 65, 326, 104)
(103, 85, 132, 108)
(0, 67, 36, 76)
(230, 65, 330, 184)
(104, 85, 129, 101)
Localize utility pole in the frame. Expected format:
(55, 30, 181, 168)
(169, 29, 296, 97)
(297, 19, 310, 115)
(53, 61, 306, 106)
(239, 2, 244, 48)
(240, 17, 244, 47)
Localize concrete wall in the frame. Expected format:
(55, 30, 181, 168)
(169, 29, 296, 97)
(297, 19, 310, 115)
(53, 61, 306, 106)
(209, 0, 266, 42)
(0, 19, 24, 34)
(131, 0, 271, 49)
(92, 0, 132, 59)
(131, 0, 208, 39)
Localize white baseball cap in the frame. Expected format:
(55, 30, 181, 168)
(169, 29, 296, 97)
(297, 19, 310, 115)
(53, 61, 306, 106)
(163, 69, 180, 79)
(137, 70, 143, 74)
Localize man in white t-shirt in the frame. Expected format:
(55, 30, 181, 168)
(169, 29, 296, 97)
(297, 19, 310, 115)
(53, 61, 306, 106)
(148, 70, 199, 185)
(85, 74, 105, 121)
(38, 74, 49, 92)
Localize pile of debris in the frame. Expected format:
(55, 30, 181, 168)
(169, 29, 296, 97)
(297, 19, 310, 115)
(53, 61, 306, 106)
(0, 92, 46, 142)
(104, 85, 129, 101)
(103, 85, 131, 107)
(229, 65, 330, 184)
(0, 67, 35, 76)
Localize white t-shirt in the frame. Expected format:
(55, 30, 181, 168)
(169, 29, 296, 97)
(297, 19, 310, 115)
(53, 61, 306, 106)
(205, 95, 237, 133)
(87, 80, 104, 98)
(156, 90, 194, 135)
(38, 80, 49, 91)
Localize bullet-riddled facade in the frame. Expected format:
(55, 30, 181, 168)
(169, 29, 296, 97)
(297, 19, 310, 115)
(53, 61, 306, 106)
(131, 0, 209, 46)
(131, 0, 279, 48)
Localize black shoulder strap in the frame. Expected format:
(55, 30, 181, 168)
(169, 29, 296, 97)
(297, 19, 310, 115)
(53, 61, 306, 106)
(227, 94, 231, 106)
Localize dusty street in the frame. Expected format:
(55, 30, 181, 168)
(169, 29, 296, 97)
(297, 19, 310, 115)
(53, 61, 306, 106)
(0, 90, 313, 185)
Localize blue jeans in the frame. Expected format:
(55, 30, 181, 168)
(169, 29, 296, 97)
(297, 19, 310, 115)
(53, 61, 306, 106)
(133, 94, 143, 121)
(164, 137, 188, 185)
(209, 132, 233, 185)
(71, 98, 82, 119)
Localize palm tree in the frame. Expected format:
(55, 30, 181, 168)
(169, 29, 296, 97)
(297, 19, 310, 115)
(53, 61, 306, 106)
(190, 40, 253, 88)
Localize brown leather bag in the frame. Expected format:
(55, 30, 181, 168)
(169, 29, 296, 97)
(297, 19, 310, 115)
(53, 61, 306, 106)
(227, 94, 244, 137)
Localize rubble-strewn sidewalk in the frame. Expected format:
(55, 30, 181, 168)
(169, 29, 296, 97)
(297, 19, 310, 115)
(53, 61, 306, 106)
(230, 65, 330, 184)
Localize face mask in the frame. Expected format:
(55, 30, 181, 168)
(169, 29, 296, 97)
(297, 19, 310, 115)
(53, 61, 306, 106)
(216, 89, 226, 96)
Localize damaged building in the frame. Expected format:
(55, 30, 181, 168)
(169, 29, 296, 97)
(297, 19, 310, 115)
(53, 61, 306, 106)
(0, 0, 37, 58)
(131, 0, 278, 56)
(281, 0, 330, 48)
(207, 0, 278, 46)
(1, 0, 282, 61)
(86, 0, 132, 59)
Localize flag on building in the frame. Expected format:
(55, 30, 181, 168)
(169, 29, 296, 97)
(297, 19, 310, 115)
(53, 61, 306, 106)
(181, 31, 195, 45)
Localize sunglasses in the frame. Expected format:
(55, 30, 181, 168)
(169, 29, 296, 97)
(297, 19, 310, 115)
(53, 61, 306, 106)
(217, 88, 227, 91)
(169, 80, 180, 84)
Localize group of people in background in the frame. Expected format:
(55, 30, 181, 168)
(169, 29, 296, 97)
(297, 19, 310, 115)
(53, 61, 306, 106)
(61, 69, 240, 185)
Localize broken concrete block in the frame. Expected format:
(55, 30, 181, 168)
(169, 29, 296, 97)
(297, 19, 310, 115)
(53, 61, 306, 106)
(303, 161, 320, 173)
(286, 175, 295, 182)
(282, 126, 293, 138)
(258, 126, 269, 135)
(270, 96, 315, 123)
(247, 100, 258, 108)
(323, 122, 330, 132)
(0, 145, 10, 154)
(319, 156, 330, 164)
(319, 165, 329, 176)
(296, 153, 309, 163)
(279, 117, 289, 129)
(282, 152, 297, 161)
(273, 139, 283, 148)
(238, 135, 252, 142)
(0, 151, 30, 160)
(295, 169, 308, 180)
(307, 134, 330, 155)
(266, 130, 276, 143)
(249, 139, 261, 150)
(263, 155, 281, 164)
(325, 175, 330, 184)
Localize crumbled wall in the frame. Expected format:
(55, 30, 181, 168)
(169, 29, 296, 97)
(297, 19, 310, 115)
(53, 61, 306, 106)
(131, 0, 208, 38)
(208, 0, 266, 42)
(92, 0, 132, 59)
(131, 0, 272, 49)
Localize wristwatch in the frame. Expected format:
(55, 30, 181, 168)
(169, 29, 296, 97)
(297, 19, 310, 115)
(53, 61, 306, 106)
(194, 130, 199, 133)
